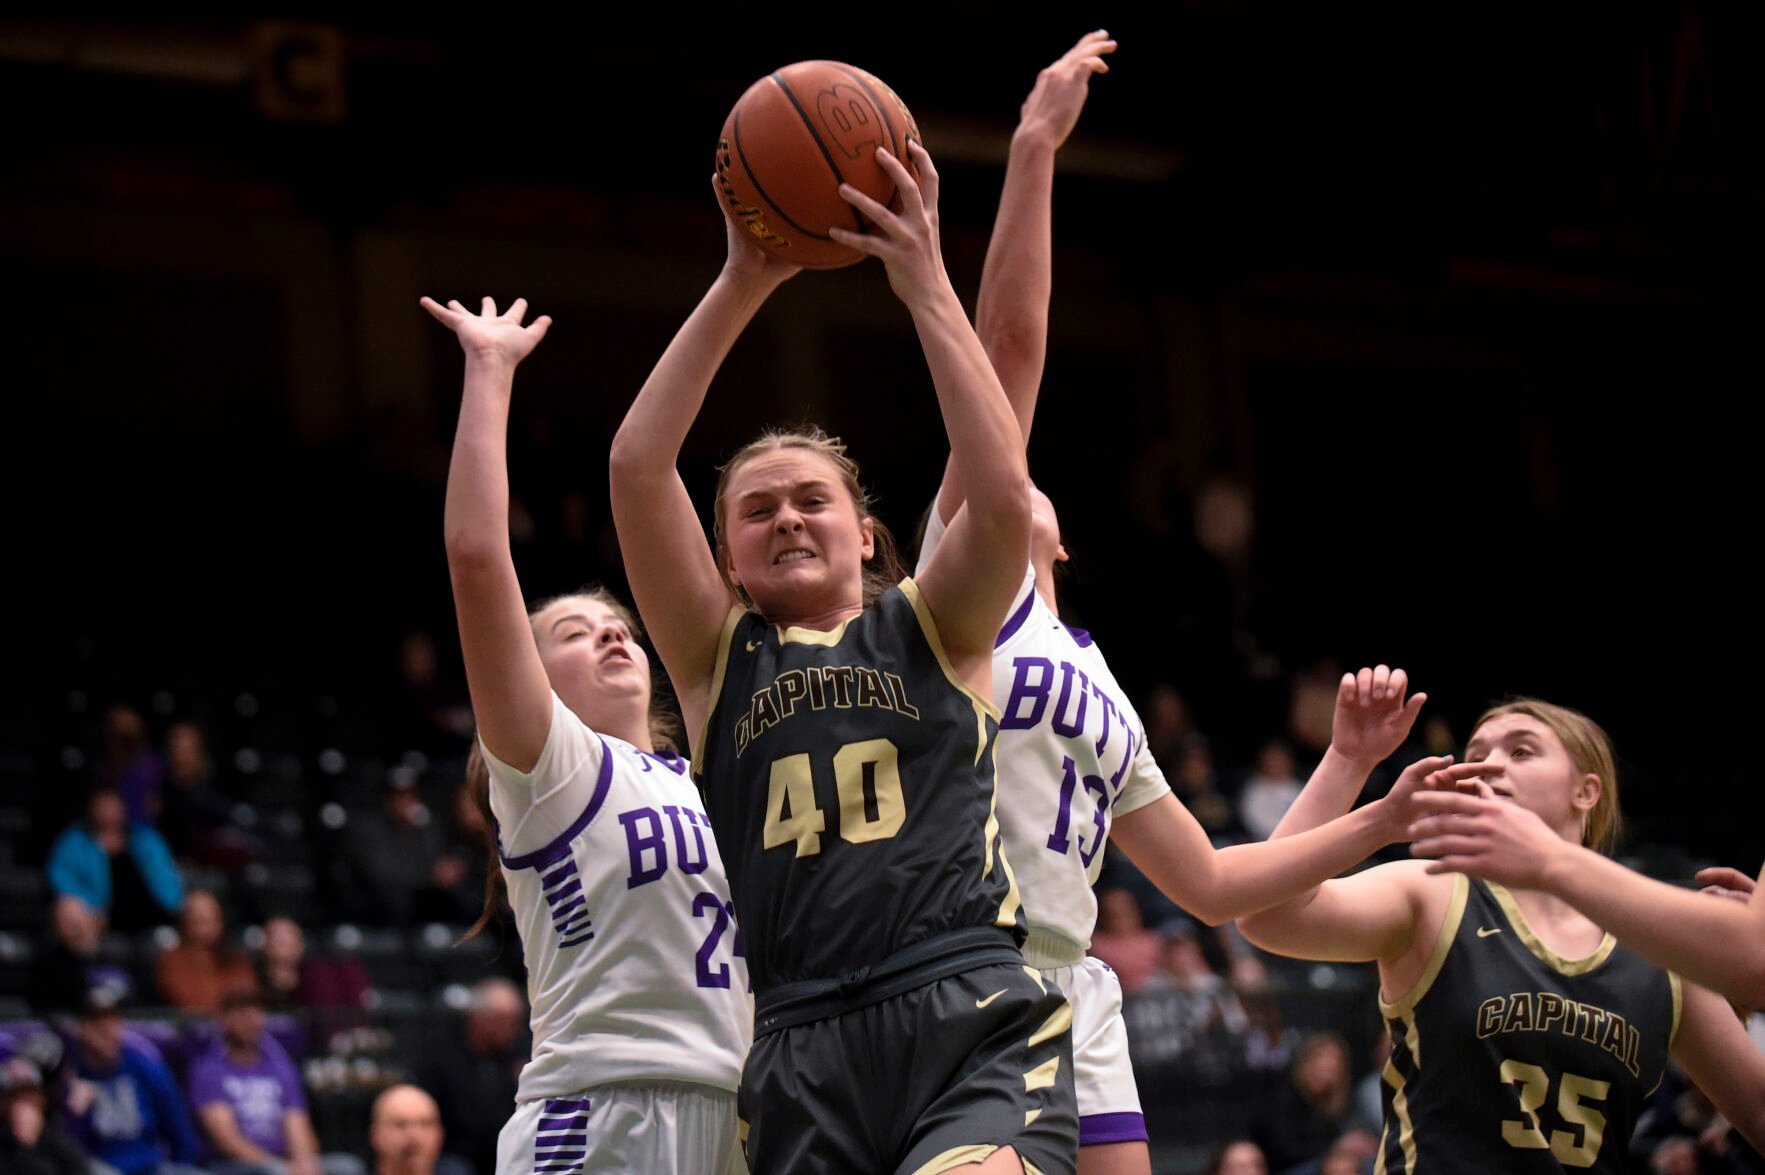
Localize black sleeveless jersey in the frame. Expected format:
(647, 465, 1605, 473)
(693, 579, 1024, 993)
(1376, 874, 1680, 1174)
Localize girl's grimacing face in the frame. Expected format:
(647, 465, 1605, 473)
(722, 449, 873, 615)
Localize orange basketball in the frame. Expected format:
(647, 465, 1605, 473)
(715, 61, 921, 270)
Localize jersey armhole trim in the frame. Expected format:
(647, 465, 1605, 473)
(498, 735, 615, 871)
(899, 577, 1003, 721)
(1668, 970, 1684, 1047)
(1381, 871, 1468, 1018)
(692, 604, 748, 771)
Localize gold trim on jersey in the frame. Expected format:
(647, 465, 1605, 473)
(1668, 971, 1683, 1045)
(1487, 882, 1617, 976)
(899, 578, 1005, 721)
(693, 604, 748, 767)
(776, 616, 856, 646)
(1374, 1056, 1417, 1175)
(1381, 873, 1468, 1019)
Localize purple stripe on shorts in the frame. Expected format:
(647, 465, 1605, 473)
(1079, 1111, 1148, 1146)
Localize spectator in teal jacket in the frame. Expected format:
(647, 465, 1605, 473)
(45, 789, 183, 933)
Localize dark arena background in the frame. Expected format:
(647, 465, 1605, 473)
(2, 8, 1762, 1173)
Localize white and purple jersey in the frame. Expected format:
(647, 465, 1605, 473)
(918, 507, 1172, 965)
(482, 692, 751, 1101)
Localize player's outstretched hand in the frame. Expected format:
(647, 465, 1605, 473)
(1406, 775, 1571, 889)
(1379, 756, 1504, 846)
(716, 176, 802, 291)
(830, 141, 947, 308)
(1018, 29, 1117, 150)
(420, 296, 551, 366)
(1331, 665, 1426, 771)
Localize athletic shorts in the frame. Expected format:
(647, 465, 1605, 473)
(1038, 956, 1147, 1147)
(496, 1081, 744, 1175)
(739, 960, 1077, 1174)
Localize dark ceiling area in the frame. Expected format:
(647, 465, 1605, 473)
(3, 7, 1760, 862)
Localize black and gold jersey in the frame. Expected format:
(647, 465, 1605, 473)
(694, 579, 1024, 993)
(1377, 874, 1681, 1174)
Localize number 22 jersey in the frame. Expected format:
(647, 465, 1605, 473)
(482, 692, 751, 1099)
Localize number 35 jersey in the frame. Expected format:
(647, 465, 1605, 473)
(482, 692, 751, 1100)
(695, 579, 1024, 993)
(1378, 874, 1681, 1174)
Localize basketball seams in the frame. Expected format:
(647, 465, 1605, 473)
(730, 103, 838, 245)
(768, 70, 868, 237)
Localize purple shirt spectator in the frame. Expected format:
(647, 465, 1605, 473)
(187, 1030, 305, 1160)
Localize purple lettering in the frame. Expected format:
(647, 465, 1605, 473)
(666, 805, 710, 875)
(1051, 663, 1090, 737)
(621, 808, 667, 888)
(1002, 657, 1055, 730)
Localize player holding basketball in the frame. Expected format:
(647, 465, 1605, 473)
(1237, 693, 1765, 1172)
(919, 34, 1472, 1175)
(426, 294, 750, 1174)
(610, 123, 1075, 1174)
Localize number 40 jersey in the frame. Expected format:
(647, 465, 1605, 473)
(696, 580, 1025, 994)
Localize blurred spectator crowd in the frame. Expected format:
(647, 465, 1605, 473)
(3, 621, 1758, 1173)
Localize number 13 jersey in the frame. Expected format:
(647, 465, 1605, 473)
(695, 579, 1024, 993)
(1378, 873, 1680, 1174)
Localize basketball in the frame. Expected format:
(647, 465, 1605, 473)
(715, 60, 921, 270)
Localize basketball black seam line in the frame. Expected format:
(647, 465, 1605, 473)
(772, 69, 867, 236)
(733, 105, 839, 243)
(828, 63, 903, 160)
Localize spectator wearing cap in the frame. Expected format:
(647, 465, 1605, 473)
(337, 770, 447, 928)
(64, 988, 203, 1175)
(46, 788, 183, 934)
(1, 1054, 90, 1175)
(30, 894, 139, 1016)
(187, 987, 365, 1175)
(155, 889, 258, 1014)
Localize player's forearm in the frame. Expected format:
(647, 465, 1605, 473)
(1269, 745, 1378, 839)
(610, 269, 775, 476)
(911, 289, 1030, 542)
(1546, 851, 1765, 1007)
(1201, 804, 1391, 923)
(443, 357, 517, 569)
(974, 132, 1056, 438)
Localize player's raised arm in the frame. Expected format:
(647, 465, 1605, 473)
(832, 143, 1030, 678)
(932, 30, 1115, 527)
(428, 295, 555, 769)
(609, 211, 799, 733)
(1113, 662, 1425, 923)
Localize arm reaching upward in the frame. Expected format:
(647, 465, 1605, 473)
(609, 213, 799, 739)
(429, 296, 554, 770)
(832, 143, 1030, 680)
(935, 30, 1115, 527)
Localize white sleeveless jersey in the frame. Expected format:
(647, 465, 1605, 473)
(482, 693, 751, 1100)
(918, 508, 1171, 958)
